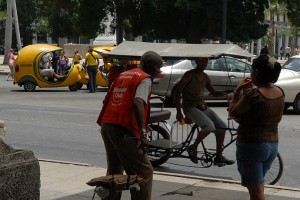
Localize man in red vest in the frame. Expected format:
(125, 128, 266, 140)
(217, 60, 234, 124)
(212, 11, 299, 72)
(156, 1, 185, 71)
(97, 51, 163, 200)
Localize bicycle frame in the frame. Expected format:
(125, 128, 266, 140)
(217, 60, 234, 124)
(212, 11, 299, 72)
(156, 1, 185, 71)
(147, 115, 283, 185)
(162, 120, 238, 166)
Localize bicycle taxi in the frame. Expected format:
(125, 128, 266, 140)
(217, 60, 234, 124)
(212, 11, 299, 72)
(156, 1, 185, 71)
(103, 41, 283, 185)
(13, 44, 85, 91)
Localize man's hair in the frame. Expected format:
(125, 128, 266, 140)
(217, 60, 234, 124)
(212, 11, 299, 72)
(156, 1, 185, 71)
(140, 51, 163, 69)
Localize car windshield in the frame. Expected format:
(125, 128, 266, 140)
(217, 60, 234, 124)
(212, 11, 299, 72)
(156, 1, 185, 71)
(283, 58, 300, 72)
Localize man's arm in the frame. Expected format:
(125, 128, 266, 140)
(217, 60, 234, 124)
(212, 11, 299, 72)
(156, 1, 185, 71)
(205, 74, 227, 97)
(133, 78, 151, 132)
(133, 97, 146, 131)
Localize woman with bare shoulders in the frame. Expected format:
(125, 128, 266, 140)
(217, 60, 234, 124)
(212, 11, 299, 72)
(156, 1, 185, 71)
(229, 55, 285, 200)
(6, 48, 15, 81)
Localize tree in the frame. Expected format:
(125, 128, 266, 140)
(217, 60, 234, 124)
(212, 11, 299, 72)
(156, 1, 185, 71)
(16, 0, 41, 46)
(43, 0, 82, 42)
(281, 0, 300, 27)
(120, 0, 270, 43)
(0, 0, 6, 48)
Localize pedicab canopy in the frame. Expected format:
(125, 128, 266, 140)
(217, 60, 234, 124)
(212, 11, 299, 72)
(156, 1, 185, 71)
(105, 41, 254, 60)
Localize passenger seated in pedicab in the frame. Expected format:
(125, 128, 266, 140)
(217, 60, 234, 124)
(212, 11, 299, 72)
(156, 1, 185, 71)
(39, 52, 64, 80)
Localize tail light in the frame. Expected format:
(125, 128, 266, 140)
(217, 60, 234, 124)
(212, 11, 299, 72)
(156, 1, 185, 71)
(14, 64, 19, 72)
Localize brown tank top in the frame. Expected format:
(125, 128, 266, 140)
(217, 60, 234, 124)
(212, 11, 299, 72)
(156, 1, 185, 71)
(182, 70, 207, 112)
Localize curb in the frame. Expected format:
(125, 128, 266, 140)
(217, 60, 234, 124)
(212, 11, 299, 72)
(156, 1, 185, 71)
(38, 158, 300, 192)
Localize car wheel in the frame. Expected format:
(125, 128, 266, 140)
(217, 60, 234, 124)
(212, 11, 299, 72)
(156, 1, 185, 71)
(68, 82, 83, 91)
(293, 95, 300, 114)
(23, 81, 36, 92)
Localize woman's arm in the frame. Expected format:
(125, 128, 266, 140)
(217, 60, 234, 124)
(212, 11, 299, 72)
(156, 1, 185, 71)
(229, 78, 253, 118)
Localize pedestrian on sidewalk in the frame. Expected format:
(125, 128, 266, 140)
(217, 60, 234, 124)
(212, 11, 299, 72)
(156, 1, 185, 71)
(6, 48, 15, 81)
(97, 51, 163, 200)
(294, 46, 300, 56)
(285, 46, 291, 59)
(229, 55, 284, 200)
(84, 46, 99, 93)
(279, 47, 284, 60)
(260, 46, 269, 55)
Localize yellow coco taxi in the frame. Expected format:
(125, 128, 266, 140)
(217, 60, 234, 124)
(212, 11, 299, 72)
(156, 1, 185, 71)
(68, 46, 114, 90)
(14, 44, 82, 91)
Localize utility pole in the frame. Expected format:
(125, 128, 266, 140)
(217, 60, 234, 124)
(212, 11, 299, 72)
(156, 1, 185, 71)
(221, 0, 227, 44)
(3, 0, 13, 64)
(12, 0, 22, 51)
(3, 0, 22, 64)
(116, 0, 124, 45)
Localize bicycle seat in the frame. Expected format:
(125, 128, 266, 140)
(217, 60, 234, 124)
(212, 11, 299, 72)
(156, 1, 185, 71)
(149, 110, 171, 123)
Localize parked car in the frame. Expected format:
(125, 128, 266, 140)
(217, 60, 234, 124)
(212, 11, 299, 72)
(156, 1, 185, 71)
(276, 55, 300, 113)
(152, 57, 252, 103)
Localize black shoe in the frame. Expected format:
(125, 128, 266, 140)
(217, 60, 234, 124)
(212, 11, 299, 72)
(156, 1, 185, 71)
(187, 146, 198, 164)
(214, 155, 235, 167)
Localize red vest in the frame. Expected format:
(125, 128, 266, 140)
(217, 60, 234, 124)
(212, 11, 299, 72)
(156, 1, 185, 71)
(97, 68, 151, 139)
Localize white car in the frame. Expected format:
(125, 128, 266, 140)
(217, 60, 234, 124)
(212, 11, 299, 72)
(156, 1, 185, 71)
(152, 57, 252, 104)
(276, 55, 300, 113)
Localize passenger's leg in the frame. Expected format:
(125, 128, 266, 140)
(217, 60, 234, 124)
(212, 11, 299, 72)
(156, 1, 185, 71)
(185, 107, 215, 148)
(203, 108, 227, 155)
(184, 107, 214, 163)
(204, 108, 234, 165)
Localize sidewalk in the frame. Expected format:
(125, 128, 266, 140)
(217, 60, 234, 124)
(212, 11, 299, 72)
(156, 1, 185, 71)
(40, 159, 300, 200)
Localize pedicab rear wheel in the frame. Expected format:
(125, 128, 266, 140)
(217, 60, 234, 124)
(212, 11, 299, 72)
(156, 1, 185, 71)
(68, 82, 83, 91)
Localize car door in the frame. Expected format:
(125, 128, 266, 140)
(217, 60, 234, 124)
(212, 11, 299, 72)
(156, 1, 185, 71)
(203, 58, 230, 99)
(222, 57, 251, 89)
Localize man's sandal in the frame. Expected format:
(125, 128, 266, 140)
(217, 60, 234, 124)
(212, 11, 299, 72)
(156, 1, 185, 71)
(187, 146, 198, 164)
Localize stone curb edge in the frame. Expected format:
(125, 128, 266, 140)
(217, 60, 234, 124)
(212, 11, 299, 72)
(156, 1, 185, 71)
(38, 158, 300, 192)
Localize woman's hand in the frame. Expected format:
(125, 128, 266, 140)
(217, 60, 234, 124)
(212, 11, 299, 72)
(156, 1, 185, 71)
(235, 77, 253, 93)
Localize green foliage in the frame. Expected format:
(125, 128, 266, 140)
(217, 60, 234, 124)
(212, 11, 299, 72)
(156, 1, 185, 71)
(283, 0, 300, 27)
(44, 0, 82, 42)
(4, 0, 299, 45)
(127, 0, 270, 43)
(78, 0, 107, 39)
(15, 0, 39, 46)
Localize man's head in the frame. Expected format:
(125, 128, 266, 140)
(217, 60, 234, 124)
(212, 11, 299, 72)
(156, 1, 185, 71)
(195, 57, 208, 71)
(89, 46, 94, 52)
(140, 51, 163, 77)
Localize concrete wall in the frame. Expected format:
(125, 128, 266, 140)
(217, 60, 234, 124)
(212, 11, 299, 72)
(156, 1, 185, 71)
(0, 140, 40, 199)
(63, 44, 91, 58)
